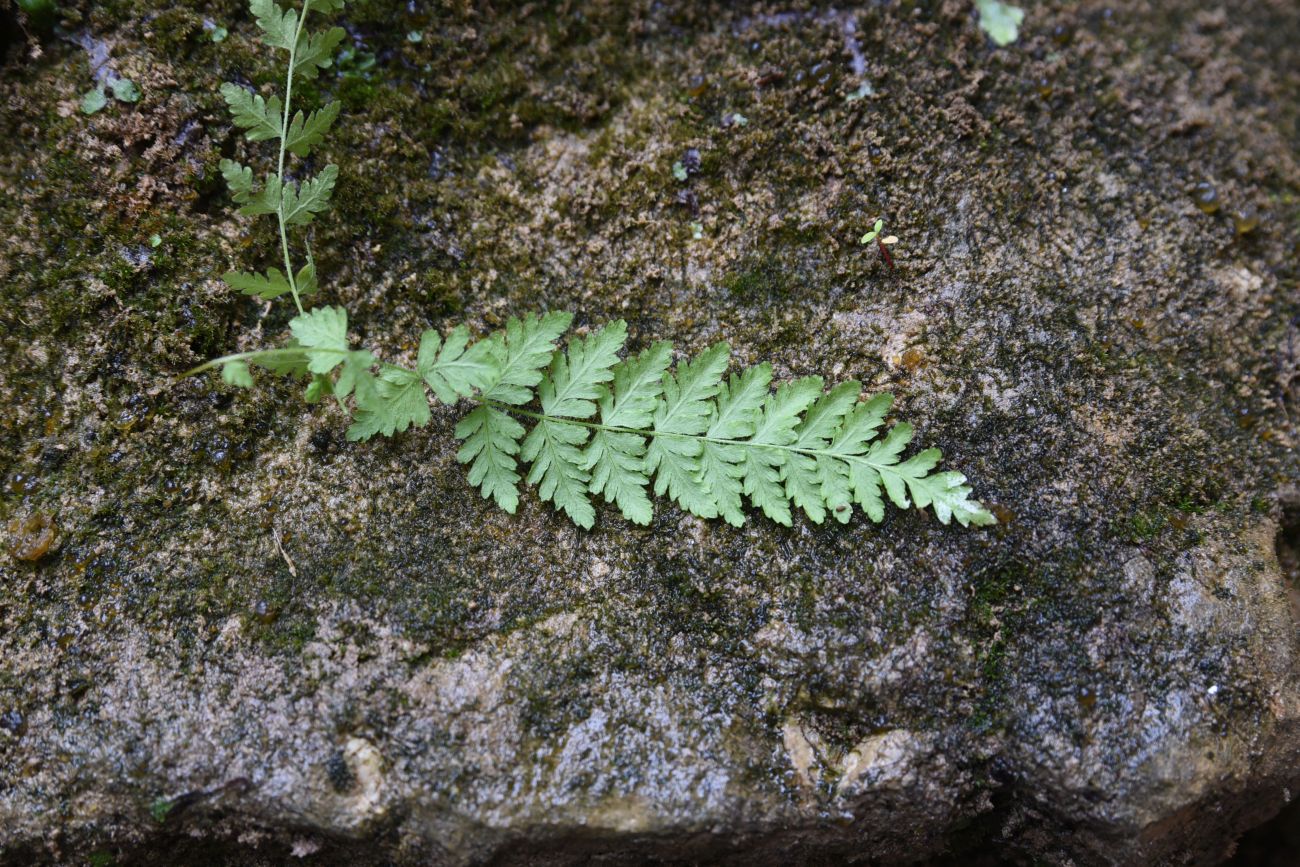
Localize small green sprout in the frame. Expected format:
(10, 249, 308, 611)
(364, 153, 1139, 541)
(860, 218, 899, 269)
(210, 25, 229, 43)
(845, 82, 873, 103)
(975, 0, 1024, 47)
(406, 30, 423, 43)
(110, 78, 141, 103)
(672, 161, 688, 182)
(149, 796, 173, 823)
(80, 87, 108, 115)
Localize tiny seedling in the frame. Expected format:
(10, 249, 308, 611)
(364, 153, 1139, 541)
(110, 78, 142, 103)
(975, 0, 1024, 47)
(80, 87, 108, 115)
(860, 218, 899, 270)
(845, 82, 873, 103)
(80, 77, 142, 114)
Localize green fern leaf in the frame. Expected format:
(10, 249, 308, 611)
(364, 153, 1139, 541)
(828, 393, 893, 456)
(478, 311, 573, 404)
(238, 174, 282, 217)
(293, 27, 346, 80)
(867, 441, 994, 527)
(781, 380, 858, 524)
(840, 420, 908, 522)
(584, 341, 672, 525)
(254, 340, 310, 377)
(537, 320, 626, 418)
(222, 360, 254, 388)
(697, 363, 770, 526)
(518, 321, 627, 526)
(644, 342, 729, 519)
(521, 418, 594, 528)
(219, 159, 255, 203)
(249, 0, 297, 51)
(219, 83, 282, 141)
(332, 349, 376, 402)
(282, 165, 338, 226)
(284, 101, 340, 156)
(348, 365, 430, 441)
(418, 325, 501, 403)
(739, 376, 822, 525)
(288, 305, 348, 373)
(295, 262, 318, 296)
(819, 393, 893, 521)
(907, 469, 997, 527)
(222, 267, 291, 300)
(456, 405, 525, 513)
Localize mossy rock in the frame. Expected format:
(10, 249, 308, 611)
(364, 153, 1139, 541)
(1, 1, 1300, 864)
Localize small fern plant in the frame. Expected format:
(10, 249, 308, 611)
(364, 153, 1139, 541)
(191, 0, 995, 531)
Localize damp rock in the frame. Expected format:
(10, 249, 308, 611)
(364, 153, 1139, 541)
(6, 513, 57, 562)
(1231, 204, 1260, 236)
(1192, 180, 1221, 214)
(1, 1, 1299, 866)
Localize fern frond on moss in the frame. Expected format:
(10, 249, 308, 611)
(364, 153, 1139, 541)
(196, 2, 995, 533)
(464, 317, 993, 528)
(198, 314, 995, 529)
(218, 0, 349, 316)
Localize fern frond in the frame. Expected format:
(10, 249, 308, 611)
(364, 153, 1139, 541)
(584, 342, 672, 525)
(293, 26, 347, 80)
(204, 2, 992, 533)
(698, 364, 769, 526)
(223, 267, 292, 300)
(456, 406, 525, 513)
(516, 321, 627, 526)
(478, 312, 573, 404)
(782, 380, 859, 524)
(521, 417, 594, 527)
(739, 376, 822, 525)
(348, 365, 430, 441)
(418, 325, 500, 403)
(249, 0, 298, 51)
(537, 320, 626, 418)
(288, 306, 344, 362)
(220, 83, 282, 141)
(237, 174, 282, 217)
(222, 360, 254, 388)
(285, 102, 341, 156)
(295, 262, 319, 296)
(250, 0, 298, 50)
(281, 165, 339, 226)
(219, 159, 255, 203)
(447, 320, 993, 528)
(644, 342, 729, 519)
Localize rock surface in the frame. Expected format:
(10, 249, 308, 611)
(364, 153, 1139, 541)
(1, 0, 1299, 864)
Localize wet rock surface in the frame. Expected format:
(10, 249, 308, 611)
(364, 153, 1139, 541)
(1, 0, 1299, 864)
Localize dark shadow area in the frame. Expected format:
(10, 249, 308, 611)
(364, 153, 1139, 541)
(1226, 797, 1300, 867)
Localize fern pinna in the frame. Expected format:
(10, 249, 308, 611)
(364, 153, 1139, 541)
(193, 0, 995, 531)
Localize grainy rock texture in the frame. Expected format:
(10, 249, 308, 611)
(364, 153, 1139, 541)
(1, 0, 1299, 864)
